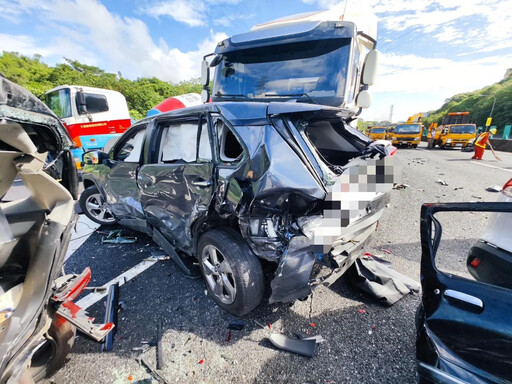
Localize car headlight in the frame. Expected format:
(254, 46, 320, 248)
(446, 139, 452, 143)
(414, 137, 419, 141)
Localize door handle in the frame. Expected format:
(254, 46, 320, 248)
(444, 289, 484, 309)
(191, 180, 212, 188)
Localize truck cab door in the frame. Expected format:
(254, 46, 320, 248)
(101, 124, 147, 226)
(138, 115, 214, 254)
(417, 202, 512, 383)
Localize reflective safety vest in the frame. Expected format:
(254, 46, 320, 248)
(474, 132, 490, 148)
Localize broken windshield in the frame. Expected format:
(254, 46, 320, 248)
(212, 39, 351, 107)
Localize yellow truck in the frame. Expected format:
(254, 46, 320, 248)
(433, 112, 477, 149)
(367, 126, 388, 141)
(389, 122, 423, 148)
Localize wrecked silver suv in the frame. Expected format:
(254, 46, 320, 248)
(80, 102, 397, 315)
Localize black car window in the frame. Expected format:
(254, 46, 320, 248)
(216, 119, 243, 164)
(114, 128, 146, 162)
(160, 122, 199, 163)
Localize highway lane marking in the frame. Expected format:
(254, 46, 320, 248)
(470, 161, 512, 173)
(76, 259, 159, 310)
(65, 215, 100, 261)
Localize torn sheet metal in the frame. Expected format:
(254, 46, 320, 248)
(347, 256, 420, 306)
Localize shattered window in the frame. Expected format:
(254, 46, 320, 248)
(216, 120, 243, 163)
(115, 128, 145, 162)
(160, 123, 199, 163)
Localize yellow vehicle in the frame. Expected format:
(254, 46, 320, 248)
(367, 126, 388, 141)
(433, 112, 477, 148)
(389, 122, 423, 148)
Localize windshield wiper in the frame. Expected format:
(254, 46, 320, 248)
(262, 93, 317, 104)
(214, 92, 248, 100)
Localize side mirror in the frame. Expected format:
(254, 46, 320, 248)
(355, 90, 372, 108)
(201, 60, 210, 86)
(361, 50, 379, 86)
(76, 90, 87, 115)
(83, 150, 100, 165)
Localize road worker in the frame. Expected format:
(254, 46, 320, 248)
(472, 128, 497, 160)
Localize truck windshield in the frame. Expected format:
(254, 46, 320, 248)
(371, 128, 386, 134)
(44, 88, 72, 118)
(212, 39, 351, 107)
(395, 124, 421, 134)
(449, 125, 475, 134)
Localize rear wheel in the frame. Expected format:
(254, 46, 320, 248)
(30, 315, 76, 381)
(198, 228, 264, 316)
(79, 186, 117, 225)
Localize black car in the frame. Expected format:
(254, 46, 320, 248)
(417, 202, 512, 383)
(80, 101, 397, 315)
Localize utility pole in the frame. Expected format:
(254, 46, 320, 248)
(389, 104, 394, 123)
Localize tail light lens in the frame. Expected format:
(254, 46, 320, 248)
(470, 257, 481, 268)
(502, 178, 512, 197)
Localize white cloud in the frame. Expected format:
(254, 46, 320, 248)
(363, 50, 512, 121)
(0, 0, 228, 83)
(144, 0, 207, 27)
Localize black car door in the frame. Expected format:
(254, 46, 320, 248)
(418, 202, 512, 383)
(138, 115, 214, 254)
(101, 124, 147, 224)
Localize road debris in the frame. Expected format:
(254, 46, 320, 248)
(486, 185, 502, 192)
(393, 183, 409, 190)
(436, 179, 448, 186)
(102, 229, 137, 244)
(454, 187, 464, 190)
(228, 320, 246, 330)
(138, 358, 170, 384)
(143, 255, 171, 262)
(255, 320, 266, 329)
(268, 334, 317, 357)
(471, 195, 483, 199)
(358, 309, 367, 314)
(156, 320, 163, 370)
(227, 330, 232, 343)
(348, 256, 420, 306)
(295, 331, 326, 344)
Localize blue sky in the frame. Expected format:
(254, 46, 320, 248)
(1, 0, 511, 122)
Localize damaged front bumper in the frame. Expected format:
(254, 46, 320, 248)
(268, 193, 389, 303)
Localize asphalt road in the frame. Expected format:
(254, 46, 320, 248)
(42, 143, 512, 384)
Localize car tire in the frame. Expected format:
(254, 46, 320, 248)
(30, 315, 76, 381)
(412, 144, 418, 148)
(79, 186, 117, 225)
(198, 228, 264, 316)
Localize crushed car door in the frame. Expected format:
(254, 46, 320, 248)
(101, 124, 147, 224)
(138, 115, 214, 254)
(418, 202, 512, 383)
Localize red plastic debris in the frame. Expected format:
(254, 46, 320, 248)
(199, 359, 204, 365)
(62, 301, 81, 318)
(193, 297, 198, 301)
(267, 323, 272, 329)
(372, 325, 377, 330)
(309, 322, 316, 327)
(227, 330, 232, 343)
(358, 309, 366, 314)
(382, 249, 391, 254)
(128, 375, 133, 381)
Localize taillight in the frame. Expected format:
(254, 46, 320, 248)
(502, 178, 512, 197)
(470, 258, 481, 268)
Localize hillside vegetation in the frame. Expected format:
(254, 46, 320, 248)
(423, 71, 512, 132)
(0, 52, 202, 120)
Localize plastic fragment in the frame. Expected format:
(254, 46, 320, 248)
(227, 330, 232, 343)
(436, 179, 448, 186)
(309, 323, 316, 327)
(102, 229, 137, 244)
(199, 359, 204, 365)
(128, 375, 133, 381)
(358, 309, 366, 314)
(372, 325, 377, 330)
(268, 323, 272, 329)
(254, 320, 266, 329)
(381, 249, 391, 254)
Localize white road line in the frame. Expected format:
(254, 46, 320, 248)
(470, 161, 512, 173)
(76, 259, 159, 310)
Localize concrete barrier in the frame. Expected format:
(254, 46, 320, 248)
(490, 138, 512, 153)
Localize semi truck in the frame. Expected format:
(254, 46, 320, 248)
(433, 112, 477, 149)
(200, 5, 379, 115)
(43, 85, 131, 168)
